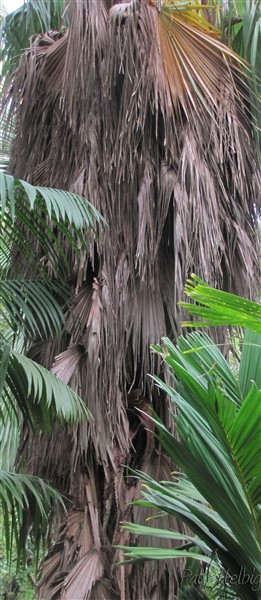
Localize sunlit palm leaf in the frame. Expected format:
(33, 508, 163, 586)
(118, 544, 211, 564)
(179, 274, 261, 332)
(153, 331, 242, 406)
(150, 0, 250, 123)
(239, 328, 261, 397)
(0, 344, 90, 431)
(118, 521, 212, 563)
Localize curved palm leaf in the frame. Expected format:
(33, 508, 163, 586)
(0, 405, 21, 470)
(0, 173, 104, 228)
(0, 168, 96, 575)
(0, 279, 69, 342)
(120, 331, 261, 600)
(0, 174, 105, 346)
(0, 175, 105, 360)
(154, 331, 243, 406)
(179, 273, 261, 395)
(0, 174, 105, 279)
(0, 345, 90, 431)
(239, 328, 261, 397)
(118, 521, 212, 563)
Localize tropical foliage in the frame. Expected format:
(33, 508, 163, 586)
(0, 175, 103, 569)
(180, 274, 261, 332)
(0, 0, 68, 79)
(0, 471, 65, 569)
(1, 1, 260, 598)
(120, 284, 261, 600)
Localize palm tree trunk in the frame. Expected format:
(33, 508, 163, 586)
(8, 1, 260, 598)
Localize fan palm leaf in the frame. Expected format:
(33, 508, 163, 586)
(151, 0, 250, 120)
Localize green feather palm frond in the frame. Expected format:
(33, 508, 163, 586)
(180, 274, 261, 332)
(0, 469, 66, 568)
(120, 282, 261, 600)
(0, 344, 91, 430)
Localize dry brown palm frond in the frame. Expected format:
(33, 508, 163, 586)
(41, 31, 68, 93)
(61, 0, 108, 135)
(90, 579, 119, 600)
(128, 450, 186, 600)
(39, 505, 102, 600)
(60, 551, 104, 600)
(52, 345, 85, 384)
